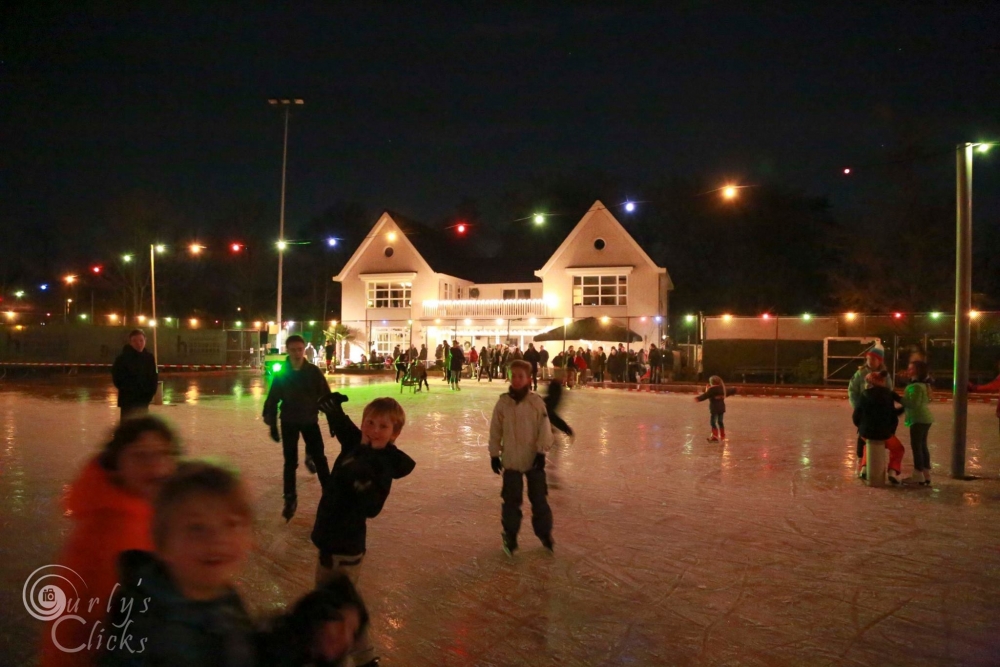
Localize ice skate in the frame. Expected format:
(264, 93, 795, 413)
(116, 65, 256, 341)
(540, 534, 555, 552)
(304, 454, 317, 474)
(502, 532, 518, 556)
(921, 471, 932, 487)
(888, 470, 901, 485)
(706, 428, 719, 442)
(719, 429, 727, 440)
(281, 494, 297, 522)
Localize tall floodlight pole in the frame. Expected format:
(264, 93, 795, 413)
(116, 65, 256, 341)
(268, 97, 304, 351)
(952, 144, 974, 479)
(150, 244, 160, 365)
(952, 141, 993, 479)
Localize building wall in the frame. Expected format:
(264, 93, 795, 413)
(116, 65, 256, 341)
(469, 282, 542, 300)
(539, 207, 666, 342)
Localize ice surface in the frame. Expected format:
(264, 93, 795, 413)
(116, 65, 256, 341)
(3, 373, 1000, 666)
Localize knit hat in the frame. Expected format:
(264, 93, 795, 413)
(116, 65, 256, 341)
(865, 343, 885, 361)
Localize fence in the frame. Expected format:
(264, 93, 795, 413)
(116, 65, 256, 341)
(701, 313, 1000, 386)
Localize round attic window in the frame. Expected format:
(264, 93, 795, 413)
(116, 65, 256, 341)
(594, 238, 606, 250)
(384, 247, 394, 258)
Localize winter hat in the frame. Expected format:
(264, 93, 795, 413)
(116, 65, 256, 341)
(865, 343, 885, 362)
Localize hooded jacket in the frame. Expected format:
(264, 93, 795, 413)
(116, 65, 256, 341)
(111, 345, 158, 408)
(312, 402, 415, 556)
(488, 390, 553, 472)
(852, 385, 903, 441)
(40, 457, 156, 667)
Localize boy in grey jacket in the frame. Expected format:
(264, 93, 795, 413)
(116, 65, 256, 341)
(489, 359, 554, 555)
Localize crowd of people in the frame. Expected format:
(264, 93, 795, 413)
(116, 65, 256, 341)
(39, 331, 1000, 666)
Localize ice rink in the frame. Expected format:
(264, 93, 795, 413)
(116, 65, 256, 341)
(3, 372, 1000, 666)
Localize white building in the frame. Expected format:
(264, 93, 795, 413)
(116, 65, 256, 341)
(333, 200, 673, 361)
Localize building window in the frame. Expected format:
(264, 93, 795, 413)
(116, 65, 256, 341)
(457, 286, 463, 299)
(502, 289, 515, 300)
(366, 281, 411, 309)
(384, 247, 394, 258)
(371, 327, 408, 358)
(442, 283, 453, 300)
(594, 238, 606, 250)
(573, 275, 627, 306)
(517, 288, 531, 299)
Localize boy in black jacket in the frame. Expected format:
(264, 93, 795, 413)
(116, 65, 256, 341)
(852, 370, 906, 484)
(263, 335, 332, 521)
(314, 393, 415, 667)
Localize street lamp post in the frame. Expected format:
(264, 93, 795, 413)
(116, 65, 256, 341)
(952, 141, 994, 479)
(150, 244, 159, 365)
(267, 97, 304, 352)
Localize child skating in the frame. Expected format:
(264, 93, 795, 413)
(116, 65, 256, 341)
(314, 393, 415, 667)
(901, 359, 934, 486)
(489, 359, 554, 555)
(543, 378, 574, 441)
(695, 375, 736, 441)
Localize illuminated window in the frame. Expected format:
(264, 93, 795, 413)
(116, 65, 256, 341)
(573, 275, 627, 306)
(366, 281, 411, 309)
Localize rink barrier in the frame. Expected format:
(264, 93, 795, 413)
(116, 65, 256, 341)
(0, 362, 251, 371)
(578, 381, 997, 403)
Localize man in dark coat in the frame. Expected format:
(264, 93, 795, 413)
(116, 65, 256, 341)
(111, 329, 158, 421)
(449, 339, 466, 390)
(523, 343, 541, 390)
(263, 335, 333, 521)
(538, 345, 550, 380)
(648, 344, 663, 385)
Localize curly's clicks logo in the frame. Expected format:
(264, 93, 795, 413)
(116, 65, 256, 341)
(24, 564, 149, 655)
(22, 565, 86, 621)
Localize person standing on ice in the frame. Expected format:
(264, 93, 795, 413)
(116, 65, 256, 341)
(489, 359, 555, 555)
(448, 339, 465, 390)
(695, 375, 736, 441)
(523, 342, 541, 390)
(849, 343, 893, 476)
(111, 328, 159, 421)
(263, 335, 332, 522)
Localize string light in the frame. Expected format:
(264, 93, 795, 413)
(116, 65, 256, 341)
(845, 312, 857, 321)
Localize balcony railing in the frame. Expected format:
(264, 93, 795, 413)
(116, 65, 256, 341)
(422, 299, 551, 319)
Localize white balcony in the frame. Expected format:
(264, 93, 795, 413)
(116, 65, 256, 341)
(422, 299, 551, 319)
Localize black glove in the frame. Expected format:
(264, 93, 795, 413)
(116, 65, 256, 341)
(533, 453, 546, 470)
(318, 392, 349, 414)
(490, 457, 503, 475)
(269, 423, 281, 443)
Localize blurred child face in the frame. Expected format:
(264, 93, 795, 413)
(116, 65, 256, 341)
(116, 431, 177, 500)
(159, 494, 252, 601)
(361, 412, 399, 449)
(867, 354, 883, 370)
(510, 368, 531, 390)
(907, 362, 918, 379)
(314, 607, 362, 662)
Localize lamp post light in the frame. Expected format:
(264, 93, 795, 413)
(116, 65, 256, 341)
(952, 141, 994, 479)
(267, 97, 304, 352)
(149, 243, 166, 366)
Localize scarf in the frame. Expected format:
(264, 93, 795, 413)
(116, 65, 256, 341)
(508, 385, 530, 403)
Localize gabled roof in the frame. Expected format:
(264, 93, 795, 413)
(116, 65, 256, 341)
(534, 200, 670, 286)
(335, 210, 478, 282)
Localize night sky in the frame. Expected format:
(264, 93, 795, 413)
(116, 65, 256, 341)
(3, 2, 999, 268)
